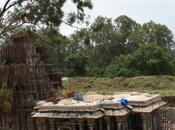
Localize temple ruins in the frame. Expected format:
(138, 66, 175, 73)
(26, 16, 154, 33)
(32, 92, 168, 130)
(0, 34, 62, 130)
(0, 33, 170, 130)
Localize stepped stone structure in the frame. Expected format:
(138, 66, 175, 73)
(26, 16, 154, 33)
(32, 92, 168, 130)
(0, 33, 170, 130)
(0, 34, 62, 130)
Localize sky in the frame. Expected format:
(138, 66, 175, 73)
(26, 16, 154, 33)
(1, 0, 175, 36)
(61, 0, 175, 36)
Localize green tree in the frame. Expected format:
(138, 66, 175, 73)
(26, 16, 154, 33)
(65, 52, 88, 76)
(37, 27, 70, 72)
(70, 15, 175, 75)
(71, 16, 142, 68)
(142, 21, 174, 49)
(89, 17, 118, 67)
(69, 17, 119, 67)
(114, 15, 142, 53)
(0, 0, 93, 38)
(111, 45, 175, 76)
(104, 64, 135, 77)
(69, 28, 91, 53)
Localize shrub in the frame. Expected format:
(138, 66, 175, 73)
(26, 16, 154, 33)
(104, 65, 136, 77)
(65, 52, 88, 76)
(86, 67, 105, 76)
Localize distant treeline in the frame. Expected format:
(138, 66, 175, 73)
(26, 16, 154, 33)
(9, 15, 175, 77)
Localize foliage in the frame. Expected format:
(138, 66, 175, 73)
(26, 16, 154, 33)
(69, 15, 175, 70)
(0, 0, 93, 38)
(114, 15, 142, 53)
(104, 65, 137, 77)
(66, 15, 175, 77)
(65, 52, 88, 76)
(112, 45, 175, 76)
(89, 17, 119, 67)
(86, 67, 105, 76)
(0, 83, 12, 112)
(141, 21, 174, 49)
(5, 15, 175, 78)
(37, 27, 70, 72)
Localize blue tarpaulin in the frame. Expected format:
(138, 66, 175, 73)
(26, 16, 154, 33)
(74, 92, 83, 101)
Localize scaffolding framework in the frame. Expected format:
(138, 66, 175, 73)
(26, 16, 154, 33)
(0, 34, 62, 130)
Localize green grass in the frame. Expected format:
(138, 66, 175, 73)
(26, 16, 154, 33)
(63, 75, 175, 97)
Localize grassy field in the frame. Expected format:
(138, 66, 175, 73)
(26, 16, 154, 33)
(63, 75, 175, 97)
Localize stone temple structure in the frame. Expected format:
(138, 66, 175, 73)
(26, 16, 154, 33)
(0, 34, 62, 130)
(32, 92, 168, 130)
(0, 33, 169, 130)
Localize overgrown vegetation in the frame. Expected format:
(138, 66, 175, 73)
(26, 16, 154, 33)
(34, 15, 175, 77)
(65, 52, 88, 76)
(1, 10, 175, 78)
(105, 45, 175, 77)
(0, 83, 12, 112)
(63, 76, 175, 97)
(0, 0, 93, 38)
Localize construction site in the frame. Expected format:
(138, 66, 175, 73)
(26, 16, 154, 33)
(0, 34, 62, 130)
(0, 34, 172, 130)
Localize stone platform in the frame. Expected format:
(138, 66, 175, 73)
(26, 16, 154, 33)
(32, 92, 167, 130)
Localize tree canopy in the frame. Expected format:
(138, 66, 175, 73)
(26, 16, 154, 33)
(64, 15, 175, 76)
(109, 45, 175, 77)
(2, 11, 175, 77)
(0, 0, 93, 38)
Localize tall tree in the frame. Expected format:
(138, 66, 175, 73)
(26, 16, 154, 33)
(70, 28, 91, 53)
(112, 45, 175, 76)
(89, 17, 117, 67)
(0, 0, 92, 38)
(70, 17, 118, 67)
(37, 27, 70, 72)
(114, 15, 141, 53)
(65, 52, 88, 76)
(142, 21, 174, 49)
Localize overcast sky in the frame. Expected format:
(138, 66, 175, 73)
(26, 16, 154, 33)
(61, 0, 175, 36)
(1, 0, 175, 36)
